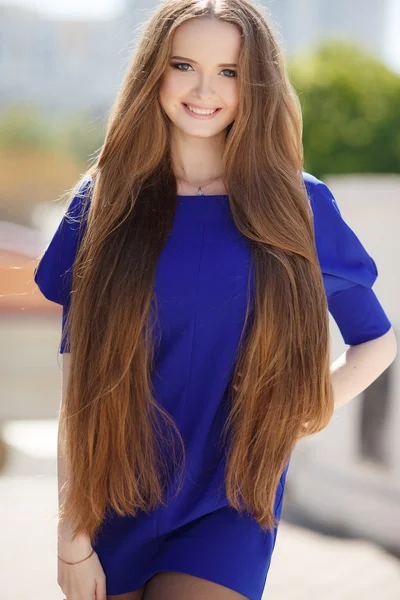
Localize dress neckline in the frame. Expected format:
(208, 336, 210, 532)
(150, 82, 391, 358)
(177, 194, 229, 199)
(175, 193, 230, 221)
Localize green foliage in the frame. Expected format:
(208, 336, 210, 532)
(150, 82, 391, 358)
(0, 105, 54, 151)
(0, 105, 104, 165)
(288, 41, 400, 177)
(53, 113, 105, 165)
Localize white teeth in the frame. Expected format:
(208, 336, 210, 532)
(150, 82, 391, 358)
(186, 104, 218, 115)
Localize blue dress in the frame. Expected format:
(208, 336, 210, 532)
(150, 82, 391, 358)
(34, 172, 392, 599)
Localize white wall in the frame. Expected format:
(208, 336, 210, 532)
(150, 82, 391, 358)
(287, 174, 400, 552)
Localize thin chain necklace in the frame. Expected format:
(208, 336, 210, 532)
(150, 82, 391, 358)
(176, 173, 224, 196)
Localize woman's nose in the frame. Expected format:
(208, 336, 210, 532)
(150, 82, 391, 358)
(194, 74, 214, 97)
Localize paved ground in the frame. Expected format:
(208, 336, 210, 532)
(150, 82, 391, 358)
(1, 421, 400, 599)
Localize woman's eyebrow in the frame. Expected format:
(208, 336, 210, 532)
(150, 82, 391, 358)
(170, 55, 237, 67)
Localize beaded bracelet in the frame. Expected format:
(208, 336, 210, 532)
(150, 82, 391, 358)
(57, 548, 95, 566)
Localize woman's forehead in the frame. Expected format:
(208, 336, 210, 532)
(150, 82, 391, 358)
(170, 17, 241, 62)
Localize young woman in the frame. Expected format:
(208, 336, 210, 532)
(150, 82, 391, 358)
(34, 1, 397, 599)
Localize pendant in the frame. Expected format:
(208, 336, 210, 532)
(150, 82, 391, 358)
(196, 188, 204, 196)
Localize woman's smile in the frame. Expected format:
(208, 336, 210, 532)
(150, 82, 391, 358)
(182, 102, 222, 119)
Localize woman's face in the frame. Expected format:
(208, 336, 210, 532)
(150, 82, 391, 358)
(159, 17, 241, 139)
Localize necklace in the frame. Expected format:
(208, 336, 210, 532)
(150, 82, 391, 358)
(176, 173, 224, 196)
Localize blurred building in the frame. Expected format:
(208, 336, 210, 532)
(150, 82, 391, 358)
(0, 5, 128, 117)
(267, 0, 389, 60)
(0, 0, 394, 117)
(286, 174, 400, 555)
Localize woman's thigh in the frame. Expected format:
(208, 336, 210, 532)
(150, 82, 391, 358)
(143, 572, 249, 600)
(107, 585, 146, 600)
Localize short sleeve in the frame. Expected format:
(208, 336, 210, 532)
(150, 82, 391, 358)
(304, 172, 392, 346)
(34, 178, 92, 353)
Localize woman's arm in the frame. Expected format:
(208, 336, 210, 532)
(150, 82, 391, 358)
(57, 353, 93, 559)
(331, 326, 397, 411)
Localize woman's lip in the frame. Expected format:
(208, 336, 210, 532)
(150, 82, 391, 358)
(182, 103, 222, 119)
(184, 103, 221, 110)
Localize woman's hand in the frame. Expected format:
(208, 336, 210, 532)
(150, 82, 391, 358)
(57, 530, 106, 600)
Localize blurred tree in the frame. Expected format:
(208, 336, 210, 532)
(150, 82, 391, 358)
(289, 41, 400, 178)
(0, 105, 54, 152)
(0, 105, 104, 161)
(0, 106, 104, 226)
(53, 112, 104, 164)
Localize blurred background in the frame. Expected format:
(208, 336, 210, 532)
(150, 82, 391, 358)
(0, 0, 399, 598)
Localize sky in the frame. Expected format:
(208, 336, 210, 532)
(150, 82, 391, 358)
(4, 0, 125, 20)
(2, 0, 400, 72)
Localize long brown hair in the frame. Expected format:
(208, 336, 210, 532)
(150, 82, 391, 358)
(55, 0, 334, 545)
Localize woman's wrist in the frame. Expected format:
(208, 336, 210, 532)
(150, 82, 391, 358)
(57, 522, 93, 558)
(57, 538, 93, 562)
(58, 548, 95, 565)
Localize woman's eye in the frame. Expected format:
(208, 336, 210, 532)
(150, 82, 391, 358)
(171, 63, 237, 78)
(171, 63, 192, 72)
(221, 69, 237, 78)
